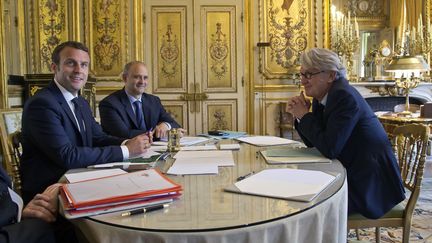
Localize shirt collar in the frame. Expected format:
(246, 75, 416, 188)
(320, 93, 328, 106)
(125, 90, 142, 103)
(54, 79, 78, 102)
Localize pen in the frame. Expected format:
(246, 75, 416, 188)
(121, 204, 169, 217)
(236, 171, 255, 181)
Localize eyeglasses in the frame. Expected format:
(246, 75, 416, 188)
(299, 70, 325, 79)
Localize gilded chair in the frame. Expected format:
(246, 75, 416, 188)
(0, 108, 23, 193)
(279, 102, 301, 140)
(348, 123, 430, 243)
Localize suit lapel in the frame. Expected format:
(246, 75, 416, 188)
(47, 82, 89, 146)
(47, 82, 81, 132)
(120, 90, 140, 128)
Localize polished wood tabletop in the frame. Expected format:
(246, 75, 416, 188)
(84, 140, 346, 232)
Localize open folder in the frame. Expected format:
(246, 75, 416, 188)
(225, 168, 340, 202)
(260, 147, 332, 164)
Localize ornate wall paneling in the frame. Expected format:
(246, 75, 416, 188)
(26, 0, 71, 73)
(258, 0, 321, 79)
(86, 0, 143, 80)
(151, 5, 187, 93)
(145, 0, 245, 135)
(253, 0, 323, 135)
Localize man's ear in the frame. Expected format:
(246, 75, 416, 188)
(327, 71, 337, 82)
(50, 63, 57, 73)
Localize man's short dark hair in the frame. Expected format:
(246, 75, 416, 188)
(51, 41, 89, 65)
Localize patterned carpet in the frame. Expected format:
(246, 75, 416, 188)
(347, 178, 432, 243)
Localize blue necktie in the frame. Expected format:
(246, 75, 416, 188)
(72, 98, 87, 146)
(133, 100, 147, 130)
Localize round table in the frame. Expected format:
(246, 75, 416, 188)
(72, 141, 348, 243)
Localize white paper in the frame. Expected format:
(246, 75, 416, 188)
(180, 145, 217, 151)
(234, 168, 336, 199)
(236, 136, 299, 146)
(167, 151, 235, 175)
(219, 144, 241, 150)
(65, 169, 127, 183)
(152, 136, 209, 146)
(167, 159, 219, 175)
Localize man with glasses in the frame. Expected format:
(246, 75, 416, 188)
(286, 48, 405, 219)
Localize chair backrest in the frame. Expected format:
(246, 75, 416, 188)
(393, 123, 430, 219)
(0, 109, 23, 192)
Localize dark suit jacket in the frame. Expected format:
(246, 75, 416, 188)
(0, 167, 55, 243)
(21, 82, 125, 202)
(99, 89, 180, 138)
(295, 77, 405, 219)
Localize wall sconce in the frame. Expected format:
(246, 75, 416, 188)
(385, 55, 430, 116)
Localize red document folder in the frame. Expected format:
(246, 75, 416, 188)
(60, 169, 182, 218)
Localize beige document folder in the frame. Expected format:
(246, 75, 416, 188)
(225, 168, 339, 202)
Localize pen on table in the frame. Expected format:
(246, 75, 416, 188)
(236, 171, 255, 181)
(121, 204, 169, 217)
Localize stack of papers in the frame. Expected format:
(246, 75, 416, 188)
(152, 136, 209, 146)
(235, 136, 300, 146)
(167, 150, 235, 175)
(65, 169, 127, 183)
(260, 147, 332, 164)
(60, 169, 182, 218)
(225, 168, 339, 202)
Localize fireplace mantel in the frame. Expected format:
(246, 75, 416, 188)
(351, 82, 432, 103)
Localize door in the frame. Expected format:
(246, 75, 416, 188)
(144, 0, 245, 135)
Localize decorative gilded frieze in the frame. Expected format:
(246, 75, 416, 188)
(152, 7, 186, 92)
(209, 23, 228, 80)
(204, 101, 237, 131)
(160, 24, 180, 80)
(92, 0, 121, 75)
(202, 7, 236, 92)
(259, 0, 309, 78)
(345, 0, 384, 17)
(38, 0, 68, 72)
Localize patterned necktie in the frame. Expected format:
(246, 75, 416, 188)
(71, 97, 87, 146)
(133, 100, 147, 130)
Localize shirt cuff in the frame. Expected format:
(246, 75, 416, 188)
(121, 145, 129, 160)
(164, 122, 172, 130)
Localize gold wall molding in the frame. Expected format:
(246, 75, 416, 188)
(26, 0, 69, 73)
(202, 6, 237, 93)
(346, 0, 384, 17)
(254, 84, 301, 92)
(39, 0, 67, 72)
(203, 100, 237, 131)
(259, 0, 309, 78)
(152, 6, 187, 93)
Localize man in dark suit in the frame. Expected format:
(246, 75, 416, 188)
(1, 166, 58, 243)
(99, 61, 182, 139)
(286, 48, 405, 219)
(21, 41, 151, 203)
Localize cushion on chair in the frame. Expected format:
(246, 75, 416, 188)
(348, 202, 405, 220)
